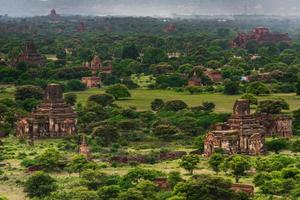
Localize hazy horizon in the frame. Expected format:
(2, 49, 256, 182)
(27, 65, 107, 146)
(2, 0, 300, 18)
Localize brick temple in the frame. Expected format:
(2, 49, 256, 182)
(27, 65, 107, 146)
(204, 99, 293, 156)
(81, 56, 102, 88)
(16, 41, 45, 66)
(204, 99, 265, 156)
(231, 27, 290, 48)
(16, 84, 77, 139)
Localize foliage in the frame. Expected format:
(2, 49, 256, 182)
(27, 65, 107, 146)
(256, 99, 289, 114)
(88, 94, 114, 107)
(66, 80, 87, 91)
(24, 172, 57, 198)
(105, 84, 131, 100)
(246, 82, 270, 96)
(64, 93, 77, 106)
(223, 80, 240, 95)
(209, 153, 225, 174)
(164, 100, 188, 112)
(179, 154, 200, 175)
(223, 155, 251, 183)
(173, 174, 246, 200)
(151, 98, 165, 111)
(265, 138, 289, 154)
(15, 85, 44, 101)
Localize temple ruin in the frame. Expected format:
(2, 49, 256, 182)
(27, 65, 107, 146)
(204, 99, 265, 156)
(16, 84, 77, 140)
(204, 99, 293, 156)
(231, 27, 290, 48)
(79, 136, 92, 160)
(16, 41, 45, 67)
(81, 56, 102, 88)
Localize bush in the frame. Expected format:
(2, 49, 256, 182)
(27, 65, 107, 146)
(64, 93, 77, 106)
(105, 84, 131, 100)
(153, 124, 178, 140)
(246, 82, 270, 96)
(66, 80, 86, 91)
(223, 80, 240, 95)
(266, 138, 289, 154)
(88, 94, 114, 107)
(15, 85, 44, 101)
(257, 99, 289, 114)
(151, 99, 165, 111)
(24, 172, 57, 198)
(164, 100, 188, 112)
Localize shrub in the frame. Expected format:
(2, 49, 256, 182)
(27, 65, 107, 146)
(66, 80, 86, 91)
(64, 93, 77, 106)
(15, 85, 44, 101)
(246, 82, 270, 96)
(153, 124, 178, 140)
(105, 84, 131, 100)
(164, 100, 188, 112)
(24, 172, 57, 198)
(151, 99, 165, 111)
(88, 94, 114, 107)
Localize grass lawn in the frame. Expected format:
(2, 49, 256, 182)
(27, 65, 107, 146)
(2, 86, 300, 112)
(75, 88, 300, 113)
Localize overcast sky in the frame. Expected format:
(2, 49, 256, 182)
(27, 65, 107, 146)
(1, 0, 300, 17)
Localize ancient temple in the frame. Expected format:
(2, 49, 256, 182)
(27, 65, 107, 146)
(231, 27, 290, 48)
(81, 56, 102, 88)
(48, 9, 59, 18)
(16, 41, 45, 66)
(256, 114, 293, 138)
(16, 84, 77, 139)
(204, 99, 265, 156)
(79, 136, 92, 160)
(188, 71, 202, 86)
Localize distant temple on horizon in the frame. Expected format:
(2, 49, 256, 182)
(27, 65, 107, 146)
(231, 27, 291, 48)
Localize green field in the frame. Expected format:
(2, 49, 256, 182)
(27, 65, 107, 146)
(75, 88, 300, 113)
(2, 86, 300, 113)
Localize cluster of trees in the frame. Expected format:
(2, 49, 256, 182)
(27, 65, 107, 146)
(23, 168, 250, 200)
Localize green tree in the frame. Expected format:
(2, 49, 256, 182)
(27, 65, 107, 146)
(143, 47, 168, 65)
(15, 85, 44, 101)
(173, 174, 244, 200)
(179, 155, 200, 175)
(224, 155, 251, 183)
(266, 138, 289, 154)
(80, 170, 111, 190)
(118, 188, 144, 200)
(66, 80, 86, 91)
(105, 84, 131, 100)
(67, 154, 90, 173)
(246, 82, 270, 96)
(122, 44, 139, 60)
(257, 99, 289, 114)
(168, 171, 183, 189)
(35, 148, 66, 171)
(24, 172, 57, 198)
(151, 98, 165, 111)
(88, 94, 114, 107)
(153, 124, 178, 140)
(223, 80, 240, 95)
(93, 125, 119, 146)
(64, 93, 77, 106)
(164, 100, 188, 112)
(208, 153, 224, 174)
(97, 185, 121, 200)
(48, 187, 98, 200)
